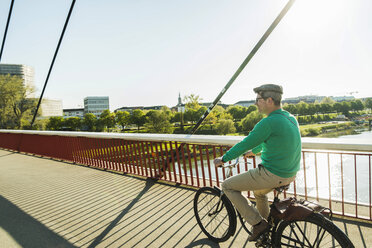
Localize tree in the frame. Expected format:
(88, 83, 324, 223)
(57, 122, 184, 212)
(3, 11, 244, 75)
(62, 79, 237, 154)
(115, 110, 130, 130)
(145, 110, 172, 133)
(46, 116, 65, 131)
(240, 110, 264, 132)
(283, 103, 296, 114)
(183, 94, 202, 110)
(171, 112, 181, 123)
(0, 74, 36, 129)
(161, 106, 173, 119)
(297, 101, 308, 116)
(100, 110, 116, 132)
(320, 103, 332, 115)
(365, 98, 372, 112)
(215, 119, 236, 135)
(350, 100, 364, 113)
(321, 97, 336, 105)
(247, 105, 258, 115)
(83, 113, 97, 131)
(130, 109, 146, 130)
(333, 102, 343, 114)
(184, 108, 198, 124)
(307, 103, 317, 115)
(341, 101, 351, 116)
(227, 105, 246, 120)
(64, 117, 81, 131)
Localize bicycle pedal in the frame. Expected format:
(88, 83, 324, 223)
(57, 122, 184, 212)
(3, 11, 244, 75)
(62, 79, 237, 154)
(255, 233, 270, 248)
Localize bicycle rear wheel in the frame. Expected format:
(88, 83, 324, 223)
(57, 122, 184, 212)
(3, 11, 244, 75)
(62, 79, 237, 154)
(193, 187, 236, 242)
(273, 213, 354, 247)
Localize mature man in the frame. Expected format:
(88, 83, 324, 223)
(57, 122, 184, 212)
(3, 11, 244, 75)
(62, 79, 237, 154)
(214, 84, 301, 241)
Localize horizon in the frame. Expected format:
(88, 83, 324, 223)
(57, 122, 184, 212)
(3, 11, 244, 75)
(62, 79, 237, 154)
(59, 93, 369, 112)
(0, 0, 371, 111)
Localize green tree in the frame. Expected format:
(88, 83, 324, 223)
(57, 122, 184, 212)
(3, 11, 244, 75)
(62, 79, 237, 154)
(283, 104, 297, 115)
(130, 109, 146, 130)
(171, 112, 181, 123)
(115, 110, 130, 130)
(320, 103, 332, 115)
(333, 102, 343, 114)
(350, 100, 364, 113)
(247, 105, 258, 115)
(240, 110, 264, 132)
(341, 101, 351, 115)
(100, 110, 116, 132)
(145, 110, 172, 133)
(184, 108, 198, 124)
(297, 101, 308, 116)
(365, 98, 372, 112)
(321, 96, 336, 105)
(227, 105, 246, 120)
(64, 117, 81, 131)
(46, 116, 65, 131)
(183, 94, 202, 110)
(0, 74, 36, 129)
(215, 119, 236, 135)
(83, 113, 97, 131)
(307, 103, 317, 115)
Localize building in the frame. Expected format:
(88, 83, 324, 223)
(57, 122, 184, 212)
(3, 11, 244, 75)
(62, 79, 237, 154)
(114, 105, 165, 113)
(200, 102, 230, 109)
(63, 108, 84, 118)
(331, 96, 355, 102)
(40, 99, 63, 117)
(84, 96, 109, 116)
(234, 100, 255, 107)
(283, 95, 326, 104)
(0, 63, 35, 97)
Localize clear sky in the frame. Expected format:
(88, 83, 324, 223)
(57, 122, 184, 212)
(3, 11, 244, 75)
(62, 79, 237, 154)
(0, 0, 371, 111)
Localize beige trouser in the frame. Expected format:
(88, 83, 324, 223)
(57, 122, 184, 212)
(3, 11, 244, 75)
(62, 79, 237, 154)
(222, 165, 296, 225)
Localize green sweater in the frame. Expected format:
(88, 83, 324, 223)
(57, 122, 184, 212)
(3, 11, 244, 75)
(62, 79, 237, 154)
(222, 109, 301, 178)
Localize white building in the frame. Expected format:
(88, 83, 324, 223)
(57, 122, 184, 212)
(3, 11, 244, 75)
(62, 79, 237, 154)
(0, 63, 35, 97)
(63, 108, 84, 118)
(40, 99, 63, 117)
(84, 96, 109, 116)
(234, 100, 255, 107)
(331, 96, 355, 102)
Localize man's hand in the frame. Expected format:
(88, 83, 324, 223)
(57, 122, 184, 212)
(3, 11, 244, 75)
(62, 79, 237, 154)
(243, 151, 255, 159)
(214, 157, 224, 168)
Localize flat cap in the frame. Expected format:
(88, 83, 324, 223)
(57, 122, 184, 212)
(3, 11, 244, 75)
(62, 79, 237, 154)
(253, 84, 283, 94)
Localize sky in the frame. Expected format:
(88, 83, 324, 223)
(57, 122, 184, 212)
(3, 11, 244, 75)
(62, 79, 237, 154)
(0, 0, 371, 111)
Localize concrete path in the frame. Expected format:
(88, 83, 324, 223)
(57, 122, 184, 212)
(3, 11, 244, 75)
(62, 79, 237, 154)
(0, 149, 371, 248)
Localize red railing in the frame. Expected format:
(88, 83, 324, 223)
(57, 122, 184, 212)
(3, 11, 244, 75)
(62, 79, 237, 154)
(0, 130, 371, 221)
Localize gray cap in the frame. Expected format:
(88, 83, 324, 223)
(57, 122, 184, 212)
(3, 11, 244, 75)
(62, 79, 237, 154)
(253, 84, 283, 94)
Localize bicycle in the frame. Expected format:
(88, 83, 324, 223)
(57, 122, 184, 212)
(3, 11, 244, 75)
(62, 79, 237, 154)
(193, 157, 354, 247)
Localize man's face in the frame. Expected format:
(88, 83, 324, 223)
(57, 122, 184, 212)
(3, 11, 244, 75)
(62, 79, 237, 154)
(255, 94, 268, 114)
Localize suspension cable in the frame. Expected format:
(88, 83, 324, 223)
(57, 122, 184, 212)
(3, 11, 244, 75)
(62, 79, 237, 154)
(31, 0, 76, 127)
(0, 0, 15, 62)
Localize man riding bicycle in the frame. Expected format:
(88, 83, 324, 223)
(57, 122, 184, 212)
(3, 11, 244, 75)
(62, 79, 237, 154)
(214, 84, 301, 241)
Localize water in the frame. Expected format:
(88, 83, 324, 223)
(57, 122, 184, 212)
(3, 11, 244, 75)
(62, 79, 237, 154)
(338, 129, 372, 140)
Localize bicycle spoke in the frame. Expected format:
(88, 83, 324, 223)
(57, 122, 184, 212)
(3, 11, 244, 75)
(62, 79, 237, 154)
(280, 234, 308, 247)
(312, 224, 326, 247)
(294, 221, 313, 247)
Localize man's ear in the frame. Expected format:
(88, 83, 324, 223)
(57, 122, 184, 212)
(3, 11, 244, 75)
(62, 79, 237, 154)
(267, 97, 274, 105)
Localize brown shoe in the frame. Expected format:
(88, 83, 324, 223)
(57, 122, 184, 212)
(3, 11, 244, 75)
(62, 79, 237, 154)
(248, 219, 269, 241)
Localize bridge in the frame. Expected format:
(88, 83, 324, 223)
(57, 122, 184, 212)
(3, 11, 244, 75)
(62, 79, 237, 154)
(1, 130, 372, 247)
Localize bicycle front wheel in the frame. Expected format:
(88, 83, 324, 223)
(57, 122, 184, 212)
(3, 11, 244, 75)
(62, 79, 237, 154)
(273, 212, 354, 248)
(193, 187, 236, 242)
